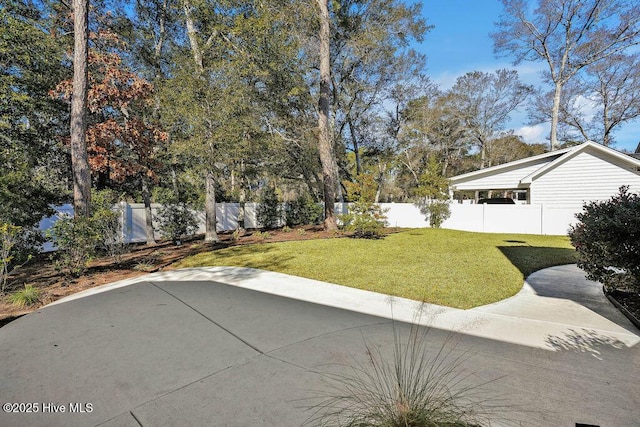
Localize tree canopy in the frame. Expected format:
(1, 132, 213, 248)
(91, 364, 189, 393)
(5, 0, 640, 241)
(492, 0, 640, 150)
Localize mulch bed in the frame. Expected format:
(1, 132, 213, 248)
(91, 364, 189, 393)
(606, 289, 640, 330)
(0, 226, 357, 327)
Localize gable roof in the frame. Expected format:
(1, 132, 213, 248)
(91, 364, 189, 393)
(450, 141, 640, 190)
(521, 141, 640, 184)
(449, 147, 571, 184)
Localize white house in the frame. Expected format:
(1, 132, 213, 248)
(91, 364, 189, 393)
(449, 141, 640, 210)
(434, 142, 640, 235)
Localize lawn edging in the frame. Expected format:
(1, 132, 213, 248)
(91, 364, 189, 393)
(604, 286, 640, 332)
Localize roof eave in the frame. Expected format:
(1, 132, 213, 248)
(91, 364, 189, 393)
(521, 141, 640, 183)
(449, 147, 573, 183)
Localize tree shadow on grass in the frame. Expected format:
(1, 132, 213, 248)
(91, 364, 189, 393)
(498, 245, 577, 278)
(193, 244, 296, 272)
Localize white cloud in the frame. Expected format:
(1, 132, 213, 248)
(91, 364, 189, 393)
(515, 123, 549, 145)
(430, 61, 547, 90)
(571, 94, 598, 122)
(430, 71, 459, 90)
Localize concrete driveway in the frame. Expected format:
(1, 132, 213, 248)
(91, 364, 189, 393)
(0, 265, 638, 426)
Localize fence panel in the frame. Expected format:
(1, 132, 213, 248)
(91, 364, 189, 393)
(38, 200, 579, 252)
(483, 205, 542, 234)
(378, 203, 429, 228)
(243, 202, 259, 229)
(125, 203, 162, 243)
(542, 208, 578, 235)
(442, 204, 484, 232)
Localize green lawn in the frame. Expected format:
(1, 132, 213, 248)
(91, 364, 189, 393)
(174, 228, 577, 309)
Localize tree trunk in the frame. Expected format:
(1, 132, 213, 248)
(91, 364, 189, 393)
(170, 167, 179, 196)
(347, 119, 361, 176)
(183, 0, 203, 70)
(205, 171, 220, 242)
(602, 102, 611, 146)
(374, 163, 386, 204)
(316, 0, 338, 231)
(141, 175, 156, 245)
(550, 81, 562, 151)
(183, 0, 219, 240)
(70, 0, 91, 218)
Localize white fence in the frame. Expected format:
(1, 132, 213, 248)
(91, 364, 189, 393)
(39, 201, 580, 250)
(39, 202, 263, 250)
(376, 203, 578, 235)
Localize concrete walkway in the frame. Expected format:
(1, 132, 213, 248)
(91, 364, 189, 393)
(48, 263, 640, 351)
(1, 265, 638, 426)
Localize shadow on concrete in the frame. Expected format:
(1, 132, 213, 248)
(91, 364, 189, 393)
(545, 328, 627, 359)
(498, 246, 577, 278)
(497, 254, 639, 338)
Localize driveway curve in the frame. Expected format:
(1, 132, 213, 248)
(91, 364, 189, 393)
(0, 264, 638, 426)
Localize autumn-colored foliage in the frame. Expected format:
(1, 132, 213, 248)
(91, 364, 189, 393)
(51, 28, 167, 183)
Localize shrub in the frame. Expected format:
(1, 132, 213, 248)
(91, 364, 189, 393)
(1, 223, 22, 293)
(0, 223, 40, 294)
(416, 157, 451, 229)
(7, 284, 41, 308)
(46, 190, 131, 276)
(155, 202, 199, 246)
(420, 200, 452, 229)
(254, 230, 271, 240)
(285, 194, 322, 227)
(257, 186, 283, 230)
(47, 190, 129, 277)
(91, 190, 128, 263)
(154, 188, 200, 246)
(340, 174, 387, 238)
(48, 215, 101, 277)
(569, 186, 640, 292)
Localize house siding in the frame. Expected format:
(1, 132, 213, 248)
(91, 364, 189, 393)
(452, 157, 558, 191)
(530, 149, 640, 209)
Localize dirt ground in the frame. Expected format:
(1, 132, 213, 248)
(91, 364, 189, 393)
(0, 226, 348, 327)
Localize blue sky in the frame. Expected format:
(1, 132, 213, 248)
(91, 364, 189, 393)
(414, 0, 640, 152)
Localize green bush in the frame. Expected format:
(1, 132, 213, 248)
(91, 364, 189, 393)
(154, 188, 200, 246)
(340, 174, 387, 239)
(7, 284, 41, 308)
(285, 194, 322, 227)
(1, 223, 23, 293)
(155, 203, 199, 246)
(417, 157, 452, 229)
(0, 223, 41, 293)
(257, 186, 283, 230)
(420, 200, 452, 228)
(569, 186, 640, 292)
(340, 202, 388, 239)
(48, 215, 101, 277)
(47, 190, 129, 276)
(91, 190, 128, 263)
